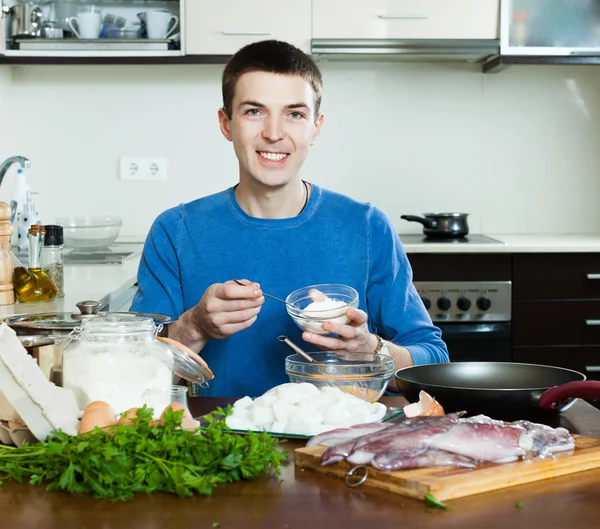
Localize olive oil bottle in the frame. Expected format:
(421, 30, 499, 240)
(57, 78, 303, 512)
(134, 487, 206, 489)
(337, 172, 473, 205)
(13, 225, 57, 303)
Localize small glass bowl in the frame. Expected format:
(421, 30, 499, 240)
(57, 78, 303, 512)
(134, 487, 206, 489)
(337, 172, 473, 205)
(285, 351, 395, 402)
(285, 284, 359, 335)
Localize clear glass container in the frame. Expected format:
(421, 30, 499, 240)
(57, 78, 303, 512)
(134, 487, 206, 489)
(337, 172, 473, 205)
(502, 0, 600, 55)
(285, 351, 395, 403)
(42, 225, 64, 298)
(62, 317, 175, 418)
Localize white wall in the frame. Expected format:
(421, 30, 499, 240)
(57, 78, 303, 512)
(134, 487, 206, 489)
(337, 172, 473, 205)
(0, 66, 16, 204)
(4, 61, 600, 237)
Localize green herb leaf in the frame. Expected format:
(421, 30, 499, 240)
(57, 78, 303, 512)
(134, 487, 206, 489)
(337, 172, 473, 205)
(515, 501, 523, 508)
(424, 493, 452, 511)
(0, 405, 287, 501)
(212, 523, 220, 528)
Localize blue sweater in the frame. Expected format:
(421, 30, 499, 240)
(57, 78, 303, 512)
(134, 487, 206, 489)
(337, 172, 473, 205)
(131, 184, 449, 397)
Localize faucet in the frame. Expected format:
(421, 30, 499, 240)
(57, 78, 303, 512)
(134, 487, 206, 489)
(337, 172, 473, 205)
(0, 156, 31, 223)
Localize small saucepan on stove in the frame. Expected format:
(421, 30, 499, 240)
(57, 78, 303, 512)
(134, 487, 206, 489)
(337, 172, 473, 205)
(400, 213, 469, 239)
(394, 362, 600, 422)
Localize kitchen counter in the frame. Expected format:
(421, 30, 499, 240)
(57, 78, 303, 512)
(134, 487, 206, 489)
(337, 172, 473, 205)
(0, 254, 141, 319)
(402, 234, 600, 254)
(0, 396, 598, 529)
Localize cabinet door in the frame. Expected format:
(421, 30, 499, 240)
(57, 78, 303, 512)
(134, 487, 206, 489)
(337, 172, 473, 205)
(313, 0, 499, 40)
(513, 254, 600, 300)
(186, 0, 311, 54)
(513, 346, 600, 382)
(513, 300, 600, 346)
(501, 0, 600, 55)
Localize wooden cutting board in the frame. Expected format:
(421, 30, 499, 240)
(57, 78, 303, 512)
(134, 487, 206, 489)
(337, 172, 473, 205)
(295, 435, 600, 501)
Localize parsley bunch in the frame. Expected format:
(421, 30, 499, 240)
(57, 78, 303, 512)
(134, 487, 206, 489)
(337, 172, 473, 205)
(0, 406, 288, 501)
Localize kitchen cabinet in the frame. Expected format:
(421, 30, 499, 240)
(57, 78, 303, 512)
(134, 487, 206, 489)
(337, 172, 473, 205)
(501, 0, 600, 56)
(185, 0, 311, 55)
(312, 0, 500, 40)
(0, 0, 184, 57)
(512, 253, 600, 384)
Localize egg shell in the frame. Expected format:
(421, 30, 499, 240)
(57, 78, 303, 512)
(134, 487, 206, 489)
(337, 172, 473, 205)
(118, 407, 140, 426)
(78, 401, 117, 435)
(160, 402, 197, 430)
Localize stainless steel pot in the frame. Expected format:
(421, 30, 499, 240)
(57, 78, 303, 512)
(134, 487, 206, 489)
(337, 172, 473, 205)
(400, 213, 469, 239)
(5, 4, 43, 38)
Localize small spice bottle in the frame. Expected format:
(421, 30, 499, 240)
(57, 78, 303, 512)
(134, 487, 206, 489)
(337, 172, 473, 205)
(42, 224, 64, 298)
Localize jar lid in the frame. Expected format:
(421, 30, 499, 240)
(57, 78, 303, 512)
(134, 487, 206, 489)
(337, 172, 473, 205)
(3, 300, 171, 335)
(43, 225, 63, 246)
(157, 337, 214, 385)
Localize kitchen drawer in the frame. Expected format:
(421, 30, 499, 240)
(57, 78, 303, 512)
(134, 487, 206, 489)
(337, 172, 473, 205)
(408, 254, 511, 281)
(313, 0, 499, 40)
(185, 0, 311, 54)
(513, 253, 600, 300)
(512, 346, 600, 381)
(513, 300, 600, 346)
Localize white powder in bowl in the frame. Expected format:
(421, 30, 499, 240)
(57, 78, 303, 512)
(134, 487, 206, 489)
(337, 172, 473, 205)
(298, 298, 350, 334)
(62, 351, 171, 418)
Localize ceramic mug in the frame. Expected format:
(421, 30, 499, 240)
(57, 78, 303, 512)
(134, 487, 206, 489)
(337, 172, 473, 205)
(68, 11, 102, 39)
(143, 10, 178, 39)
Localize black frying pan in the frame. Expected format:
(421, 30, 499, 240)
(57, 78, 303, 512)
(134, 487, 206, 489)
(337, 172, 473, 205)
(394, 362, 600, 422)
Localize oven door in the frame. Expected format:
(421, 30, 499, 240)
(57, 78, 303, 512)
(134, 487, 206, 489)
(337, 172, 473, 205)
(437, 322, 511, 362)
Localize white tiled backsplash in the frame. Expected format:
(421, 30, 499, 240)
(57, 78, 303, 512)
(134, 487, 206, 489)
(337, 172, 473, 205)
(1, 61, 600, 238)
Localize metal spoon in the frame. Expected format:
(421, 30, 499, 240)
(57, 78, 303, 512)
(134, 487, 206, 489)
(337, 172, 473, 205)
(233, 278, 296, 309)
(278, 335, 318, 364)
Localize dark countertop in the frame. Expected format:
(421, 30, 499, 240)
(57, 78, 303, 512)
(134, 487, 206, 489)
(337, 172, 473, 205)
(0, 396, 599, 529)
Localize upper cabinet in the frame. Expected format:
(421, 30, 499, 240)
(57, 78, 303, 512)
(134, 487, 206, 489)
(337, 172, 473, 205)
(185, 0, 311, 55)
(312, 0, 500, 40)
(1, 0, 183, 57)
(501, 0, 600, 55)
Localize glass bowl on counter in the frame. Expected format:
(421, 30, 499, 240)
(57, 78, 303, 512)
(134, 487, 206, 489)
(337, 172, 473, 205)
(284, 351, 395, 403)
(56, 216, 122, 251)
(285, 284, 359, 335)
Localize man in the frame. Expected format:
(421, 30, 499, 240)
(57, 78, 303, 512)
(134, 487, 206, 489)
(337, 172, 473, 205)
(131, 40, 449, 397)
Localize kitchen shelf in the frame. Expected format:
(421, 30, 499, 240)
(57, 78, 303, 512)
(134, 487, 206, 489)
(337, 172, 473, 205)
(0, 55, 231, 65)
(483, 54, 600, 73)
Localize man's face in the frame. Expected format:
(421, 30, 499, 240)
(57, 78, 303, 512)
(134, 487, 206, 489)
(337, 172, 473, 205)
(218, 71, 323, 189)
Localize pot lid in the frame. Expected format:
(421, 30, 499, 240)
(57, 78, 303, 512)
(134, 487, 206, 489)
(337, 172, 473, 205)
(157, 337, 214, 386)
(3, 300, 172, 334)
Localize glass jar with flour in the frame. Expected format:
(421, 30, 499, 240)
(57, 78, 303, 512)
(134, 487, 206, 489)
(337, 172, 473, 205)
(61, 316, 214, 418)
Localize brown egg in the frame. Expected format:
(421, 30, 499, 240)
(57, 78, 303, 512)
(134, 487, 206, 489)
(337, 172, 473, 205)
(160, 402, 197, 430)
(118, 407, 140, 426)
(78, 401, 117, 435)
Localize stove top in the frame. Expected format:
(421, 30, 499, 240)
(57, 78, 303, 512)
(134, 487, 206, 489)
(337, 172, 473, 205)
(399, 234, 503, 245)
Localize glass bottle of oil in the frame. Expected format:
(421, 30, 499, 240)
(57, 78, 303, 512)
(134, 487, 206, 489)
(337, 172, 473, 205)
(13, 225, 57, 303)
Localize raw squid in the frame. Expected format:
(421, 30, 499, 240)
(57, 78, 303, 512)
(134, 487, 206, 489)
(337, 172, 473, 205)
(312, 414, 575, 470)
(306, 422, 392, 448)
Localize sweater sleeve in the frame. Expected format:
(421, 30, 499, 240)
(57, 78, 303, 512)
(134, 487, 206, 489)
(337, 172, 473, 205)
(130, 207, 184, 320)
(366, 207, 449, 365)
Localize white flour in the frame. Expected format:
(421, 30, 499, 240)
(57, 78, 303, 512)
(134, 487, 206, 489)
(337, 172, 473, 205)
(299, 298, 350, 333)
(62, 351, 171, 418)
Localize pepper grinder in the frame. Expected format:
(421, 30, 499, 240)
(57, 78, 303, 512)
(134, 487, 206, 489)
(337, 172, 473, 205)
(0, 202, 15, 305)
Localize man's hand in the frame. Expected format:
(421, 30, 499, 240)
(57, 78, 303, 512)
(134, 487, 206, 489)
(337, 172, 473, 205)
(169, 279, 264, 351)
(301, 307, 378, 354)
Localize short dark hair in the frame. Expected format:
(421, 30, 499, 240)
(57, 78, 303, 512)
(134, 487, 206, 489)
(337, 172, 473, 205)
(222, 40, 323, 120)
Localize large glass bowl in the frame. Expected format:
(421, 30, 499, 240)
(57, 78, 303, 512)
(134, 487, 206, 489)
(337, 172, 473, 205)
(285, 284, 359, 335)
(285, 351, 395, 402)
(57, 216, 122, 251)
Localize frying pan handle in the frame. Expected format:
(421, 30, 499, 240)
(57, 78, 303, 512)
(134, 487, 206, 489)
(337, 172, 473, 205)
(400, 215, 436, 229)
(538, 381, 600, 410)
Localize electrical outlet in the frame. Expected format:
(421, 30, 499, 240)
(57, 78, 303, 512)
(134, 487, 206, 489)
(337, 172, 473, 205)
(119, 157, 168, 181)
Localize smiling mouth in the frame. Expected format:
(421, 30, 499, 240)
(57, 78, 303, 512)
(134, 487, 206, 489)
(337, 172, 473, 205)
(257, 151, 289, 162)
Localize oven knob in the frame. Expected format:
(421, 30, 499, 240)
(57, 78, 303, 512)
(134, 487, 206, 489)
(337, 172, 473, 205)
(421, 297, 432, 310)
(437, 297, 451, 311)
(457, 297, 471, 311)
(477, 297, 492, 311)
